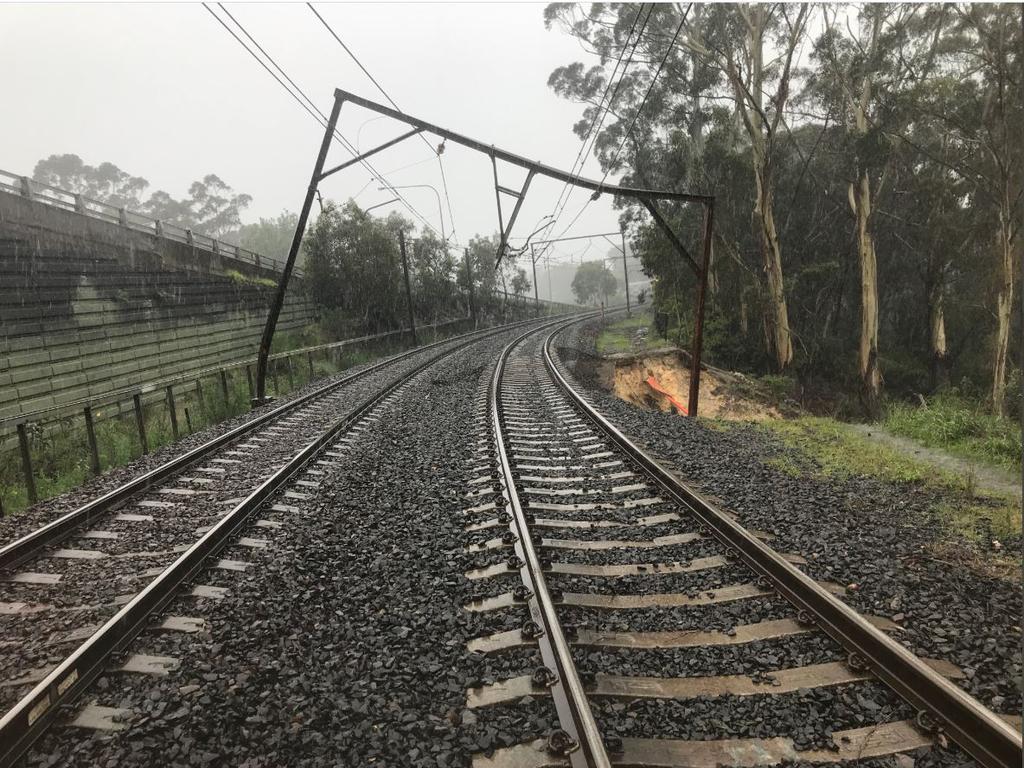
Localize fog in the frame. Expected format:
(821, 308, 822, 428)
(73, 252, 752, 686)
(1, 2, 626, 264)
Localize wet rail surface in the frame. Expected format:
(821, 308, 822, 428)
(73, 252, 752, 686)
(460, 323, 1022, 768)
(0, 314, 579, 767)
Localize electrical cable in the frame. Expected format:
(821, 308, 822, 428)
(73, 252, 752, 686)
(536, 4, 654, 254)
(529, 5, 649, 250)
(205, 3, 440, 236)
(551, 4, 689, 242)
(308, 2, 459, 246)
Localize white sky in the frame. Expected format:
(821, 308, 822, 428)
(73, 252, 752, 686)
(1, 2, 630, 263)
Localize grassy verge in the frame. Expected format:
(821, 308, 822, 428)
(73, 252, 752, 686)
(727, 416, 1021, 544)
(884, 392, 1022, 475)
(595, 309, 659, 355)
(0, 321, 473, 517)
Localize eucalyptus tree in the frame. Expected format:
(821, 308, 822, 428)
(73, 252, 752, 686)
(807, 3, 952, 416)
(914, 4, 1022, 415)
(546, 3, 808, 372)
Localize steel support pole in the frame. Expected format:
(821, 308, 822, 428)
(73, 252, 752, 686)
(398, 231, 417, 346)
(687, 201, 714, 418)
(254, 94, 344, 406)
(621, 229, 631, 318)
(531, 244, 540, 317)
(464, 248, 477, 326)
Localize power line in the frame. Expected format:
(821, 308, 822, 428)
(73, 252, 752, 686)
(551, 4, 689, 242)
(600, 4, 691, 186)
(530, 5, 649, 249)
(307, 2, 459, 246)
(537, 4, 655, 252)
(204, 3, 440, 236)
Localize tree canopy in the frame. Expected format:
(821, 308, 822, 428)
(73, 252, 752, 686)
(546, 2, 1022, 418)
(572, 261, 618, 305)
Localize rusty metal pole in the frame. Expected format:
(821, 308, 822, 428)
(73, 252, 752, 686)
(687, 201, 714, 418)
(165, 385, 179, 440)
(132, 393, 148, 455)
(253, 93, 344, 406)
(398, 231, 417, 346)
(621, 229, 631, 318)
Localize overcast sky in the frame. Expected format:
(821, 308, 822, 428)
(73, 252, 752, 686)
(2, 2, 633, 264)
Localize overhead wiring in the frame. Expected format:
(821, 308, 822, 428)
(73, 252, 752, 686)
(535, 4, 654, 254)
(530, 5, 650, 249)
(204, 3, 440, 236)
(550, 4, 690, 243)
(308, 2, 459, 246)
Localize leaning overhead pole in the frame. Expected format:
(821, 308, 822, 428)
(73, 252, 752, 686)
(255, 87, 714, 416)
(252, 95, 343, 407)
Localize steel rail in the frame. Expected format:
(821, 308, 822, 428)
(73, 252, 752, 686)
(540, 328, 1022, 768)
(490, 322, 611, 768)
(0, 314, 571, 573)
(0, 317, 560, 768)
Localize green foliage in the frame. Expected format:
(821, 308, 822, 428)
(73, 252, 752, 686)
(239, 211, 299, 263)
(32, 153, 252, 241)
(545, 4, 1023, 417)
(33, 154, 149, 208)
(303, 201, 408, 334)
(223, 269, 277, 289)
(885, 393, 1023, 473)
(742, 415, 1021, 541)
(753, 417, 934, 486)
(595, 311, 657, 355)
(571, 261, 618, 305)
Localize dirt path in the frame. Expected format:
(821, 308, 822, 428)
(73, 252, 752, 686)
(848, 423, 1022, 500)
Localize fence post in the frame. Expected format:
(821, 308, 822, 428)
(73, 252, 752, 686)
(83, 405, 101, 476)
(132, 393, 148, 454)
(184, 407, 193, 434)
(245, 365, 255, 399)
(19, 176, 32, 200)
(165, 385, 179, 439)
(195, 379, 205, 413)
(16, 422, 38, 505)
(220, 369, 230, 405)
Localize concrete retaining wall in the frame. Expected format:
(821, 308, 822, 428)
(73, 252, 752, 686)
(0, 204, 316, 422)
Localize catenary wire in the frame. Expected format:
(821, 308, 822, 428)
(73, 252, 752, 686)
(307, 0, 460, 246)
(204, 3, 440, 236)
(550, 4, 689, 243)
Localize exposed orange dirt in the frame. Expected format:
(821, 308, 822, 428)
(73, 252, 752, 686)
(598, 350, 782, 421)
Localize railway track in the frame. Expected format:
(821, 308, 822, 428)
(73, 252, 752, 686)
(0, 314, 578, 767)
(462, 321, 1022, 768)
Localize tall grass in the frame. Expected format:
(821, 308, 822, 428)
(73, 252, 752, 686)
(885, 393, 1022, 474)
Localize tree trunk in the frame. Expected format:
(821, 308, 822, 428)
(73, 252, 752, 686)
(927, 276, 950, 390)
(851, 172, 883, 418)
(991, 209, 1015, 415)
(925, 244, 949, 390)
(754, 160, 794, 371)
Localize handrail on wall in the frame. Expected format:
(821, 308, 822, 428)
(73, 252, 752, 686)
(0, 169, 303, 280)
